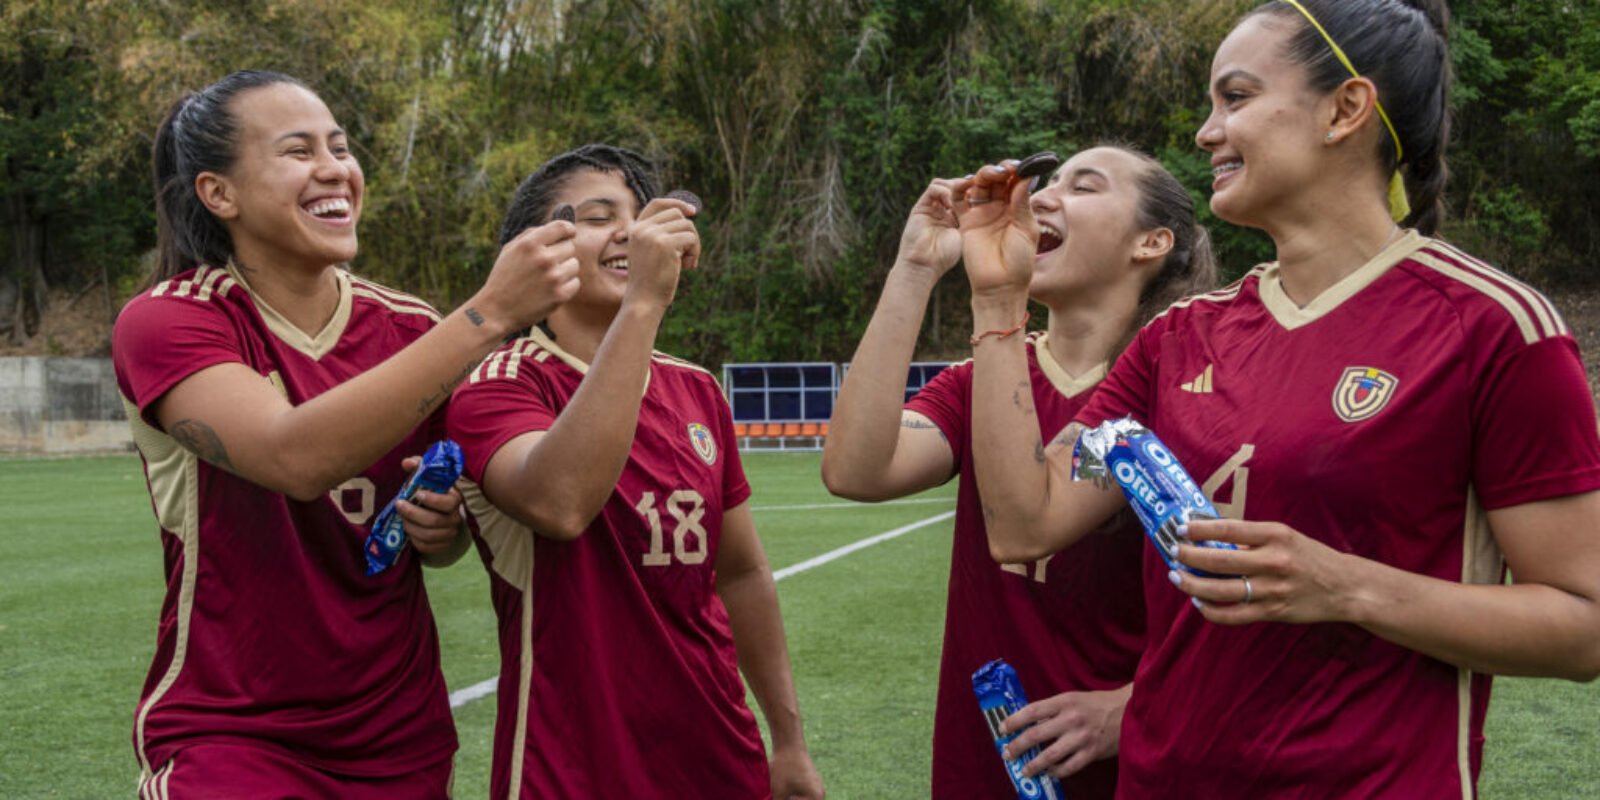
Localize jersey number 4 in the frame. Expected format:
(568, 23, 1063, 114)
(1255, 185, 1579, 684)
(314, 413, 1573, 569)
(637, 490, 709, 566)
(1201, 444, 1254, 519)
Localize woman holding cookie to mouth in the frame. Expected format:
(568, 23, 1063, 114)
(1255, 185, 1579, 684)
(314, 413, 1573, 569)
(446, 144, 824, 800)
(823, 145, 1216, 798)
(960, 1, 1600, 797)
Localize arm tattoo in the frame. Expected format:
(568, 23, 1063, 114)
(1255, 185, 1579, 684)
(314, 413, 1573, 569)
(901, 417, 949, 442)
(464, 307, 485, 326)
(416, 360, 479, 417)
(1033, 439, 1046, 463)
(170, 419, 235, 472)
(1011, 381, 1035, 416)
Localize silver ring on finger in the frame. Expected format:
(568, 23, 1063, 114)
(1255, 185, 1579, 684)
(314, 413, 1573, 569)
(1240, 576, 1253, 604)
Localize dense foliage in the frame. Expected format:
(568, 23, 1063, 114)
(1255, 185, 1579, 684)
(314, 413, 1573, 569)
(3, 0, 1596, 363)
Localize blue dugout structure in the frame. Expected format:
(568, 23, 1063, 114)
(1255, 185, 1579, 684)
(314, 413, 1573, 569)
(721, 361, 953, 451)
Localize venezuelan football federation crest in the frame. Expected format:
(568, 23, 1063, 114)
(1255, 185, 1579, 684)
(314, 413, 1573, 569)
(1332, 366, 1399, 423)
(687, 422, 718, 465)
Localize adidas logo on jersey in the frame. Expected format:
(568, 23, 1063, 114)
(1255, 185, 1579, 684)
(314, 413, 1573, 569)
(1180, 365, 1214, 394)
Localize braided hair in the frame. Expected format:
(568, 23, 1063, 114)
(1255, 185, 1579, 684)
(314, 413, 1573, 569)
(499, 145, 659, 246)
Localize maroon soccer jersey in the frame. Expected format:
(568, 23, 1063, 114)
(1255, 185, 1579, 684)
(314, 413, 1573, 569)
(447, 329, 768, 800)
(1077, 233, 1600, 798)
(112, 264, 457, 781)
(907, 332, 1145, 800)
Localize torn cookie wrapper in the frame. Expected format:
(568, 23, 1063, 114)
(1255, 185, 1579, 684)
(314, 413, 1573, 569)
(365, 439, 465, 576)
(972, 660, 1065, 800)
(1072, 418, 1237, 578)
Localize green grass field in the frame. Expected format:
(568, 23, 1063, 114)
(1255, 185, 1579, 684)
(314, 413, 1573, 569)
(2, 452, 1598, 798)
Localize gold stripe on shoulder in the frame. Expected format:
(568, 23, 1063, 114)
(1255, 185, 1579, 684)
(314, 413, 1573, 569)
(350, 286, 442, 322)
(1430, 241, 1567, 338)
(347, 273, 439, 308)
(650, 351, 715, 378)
(1410, 250, 1549, 344)
(1148, 271, 1252, 324)
(153, 266, 233, 303)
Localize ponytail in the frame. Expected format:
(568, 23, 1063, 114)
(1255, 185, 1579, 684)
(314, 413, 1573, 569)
(147, 70, 308, 286)
(1111, 146, 1220, 359)
(1253, 0, 1452, 235)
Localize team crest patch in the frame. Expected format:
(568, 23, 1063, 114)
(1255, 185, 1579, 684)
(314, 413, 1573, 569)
(1332, 366, 1399, 423)
(688, 422, 718, 465)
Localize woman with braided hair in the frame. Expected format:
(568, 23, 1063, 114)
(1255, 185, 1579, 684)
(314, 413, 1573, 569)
(956, 1, 1600, 796)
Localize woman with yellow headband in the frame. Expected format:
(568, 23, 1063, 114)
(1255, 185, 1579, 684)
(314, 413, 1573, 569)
(950, 0, 1600, 796)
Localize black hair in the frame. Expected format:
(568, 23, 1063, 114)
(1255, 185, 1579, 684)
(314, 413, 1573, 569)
(1102, 145, 1219, 358)
(150, 70, 309, 284)
(1250, 0, 1451, 235)
(499, 144, 658, 246)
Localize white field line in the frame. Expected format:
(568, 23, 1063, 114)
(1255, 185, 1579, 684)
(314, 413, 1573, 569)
(750, 497, 954, 512)
(447, 508, 957, 709)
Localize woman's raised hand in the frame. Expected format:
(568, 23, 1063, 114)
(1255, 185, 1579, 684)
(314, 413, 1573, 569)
(474, 220, 582, 335)
(895, 178, 966, 278)
(953, 161, 1039, 299)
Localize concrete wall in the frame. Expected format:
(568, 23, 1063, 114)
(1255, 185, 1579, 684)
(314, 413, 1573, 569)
(0, 357, 131, 454)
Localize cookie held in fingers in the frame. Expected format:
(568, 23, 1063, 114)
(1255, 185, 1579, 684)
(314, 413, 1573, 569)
(1015, 151, 1062, 192)
(549, 204, 575, 223)
(663, 189, 702, 215)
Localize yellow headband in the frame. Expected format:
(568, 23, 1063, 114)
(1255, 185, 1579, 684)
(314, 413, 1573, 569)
(1281, 0, 1411, 222)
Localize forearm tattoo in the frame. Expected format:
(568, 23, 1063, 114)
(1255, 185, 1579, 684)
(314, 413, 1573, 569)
(170, 419, 235, 472)
(464, 307, 485, 326)
(416, 360, 479, 417)
(1011, 381, 1035, 416)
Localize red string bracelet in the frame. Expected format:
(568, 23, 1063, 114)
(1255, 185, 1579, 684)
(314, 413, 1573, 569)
(970, 310, 1030, 347)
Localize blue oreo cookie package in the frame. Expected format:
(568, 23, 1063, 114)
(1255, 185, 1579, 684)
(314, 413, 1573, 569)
(365, 439, 464, 576)
(1072, 417, 1236, 578)
(972, 660, 1065, 800)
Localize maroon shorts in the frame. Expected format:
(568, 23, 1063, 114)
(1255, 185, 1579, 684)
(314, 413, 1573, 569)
(139, 740, 454, 800)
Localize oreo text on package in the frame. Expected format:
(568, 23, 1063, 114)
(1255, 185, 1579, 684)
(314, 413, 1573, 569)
(1073, 417, 1237, 578)
(972, 660, 1066, 800)
(365, 440, 465, 576)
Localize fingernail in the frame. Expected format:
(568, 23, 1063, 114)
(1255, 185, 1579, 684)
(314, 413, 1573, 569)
(963, 174, 975, 180)
(1006, 158, 1021, 166)
(1000, 747, 1012, 760)
(1167, 569, 1182, 588)
(1175, 523, 1189, 538)
(1191, 597, 1204, 610)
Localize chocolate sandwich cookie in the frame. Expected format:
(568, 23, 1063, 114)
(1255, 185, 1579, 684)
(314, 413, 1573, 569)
(1014, 151, 1061, 192)
(664, 189, 702, 214)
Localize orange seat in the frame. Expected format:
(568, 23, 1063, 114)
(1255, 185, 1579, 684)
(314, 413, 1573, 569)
(747, 423, 767, 437)
(782, 423, 801, 437)
(734, 423, 749, 437)
(819, 423, 830, 436)
(800, 422, 819, 436)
